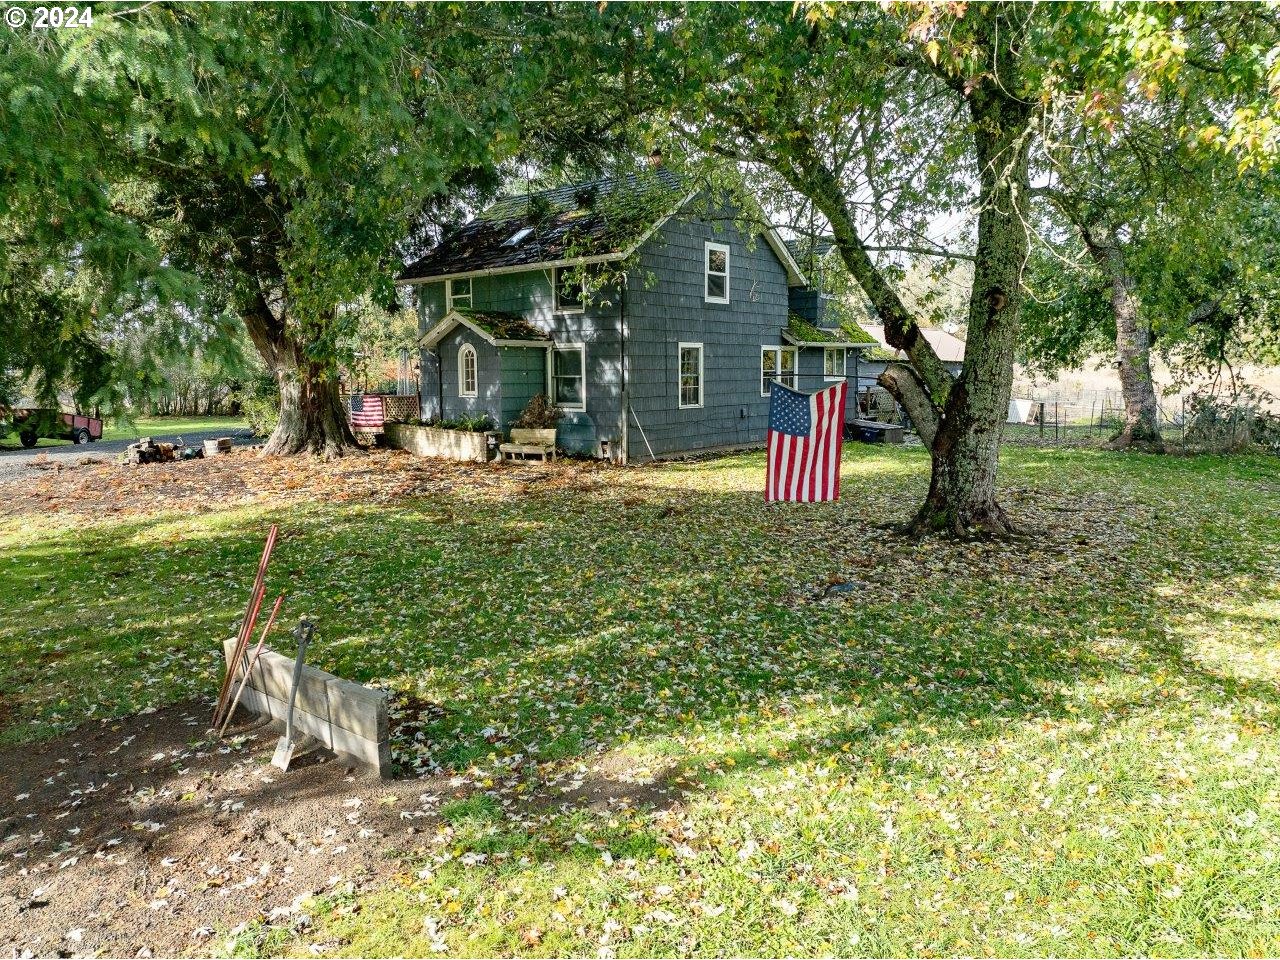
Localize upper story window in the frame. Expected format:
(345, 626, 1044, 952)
(678, 343, 704, 409)
(824, 347, 846, 381)
(761, 346, 797, 396)
(554, 267, 585, 313)
(446, 277, 472, 310)
(704, 241, 730, 304)
(458, 343, 477, 398)
(551, 344, 586, 411)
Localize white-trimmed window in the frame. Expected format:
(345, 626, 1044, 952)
(458, 343, 477, 397)
(446, 277, 472, 310)
(678, 343, 704, 409)
(704, 241, 730, 303)
(761, 346, 797, 396)
(824, 347, 846, 381)
(550, 344, 586, 411)
(554, 267, 585, 313)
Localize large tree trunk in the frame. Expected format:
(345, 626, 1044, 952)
(1083, 228, 1164, 452)
(263, 355, 358, 458)
(240, 292, 360, 459)
(911, 119, 1029, 537)
(895, 91, 1031, 536)
(787, 18, 1032, 536)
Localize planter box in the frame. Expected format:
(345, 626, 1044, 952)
(509, 427, 557, 446)
(384, 422, 498, 462)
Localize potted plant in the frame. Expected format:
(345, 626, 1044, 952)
(509, 394, 562, 447)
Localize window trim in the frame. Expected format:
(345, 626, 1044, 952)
(446, 277, 472, 310)
(553, 267, 586, 314)
(760, 345, 798, 397)
(823, 346, 847, 382)
(457, 343, 478, 398)
(704, 241, 730, 304)
(547, 342, 587, 412)
(677, 342, 704, 410)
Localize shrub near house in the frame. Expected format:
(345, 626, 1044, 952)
(398, 171, 877, 462)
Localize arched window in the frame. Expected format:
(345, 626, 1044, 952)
(458, 344, 477, 398)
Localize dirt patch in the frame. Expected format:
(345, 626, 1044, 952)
(0, 696, 687, 957)
(0, 447, 614, 519)
(0, 702, 458, 958)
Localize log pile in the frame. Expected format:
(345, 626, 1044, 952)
(122, 437, 209, 465)
(123, 437, 175, 465)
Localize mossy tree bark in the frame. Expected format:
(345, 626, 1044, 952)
(240, 292, 359, 459)
(904, 85, 1030, 536)
(1081, 225, 1165, 452)
(791, 76, 1031, 536)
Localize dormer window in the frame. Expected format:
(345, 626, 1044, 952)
(504, 227, 534, 247)
(554, 267, 585, 314)
(446, 277, 472, 310)
(705, 241, 730, 304)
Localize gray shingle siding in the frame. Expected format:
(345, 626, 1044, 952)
(439, 327, 501, 424)
(417, 282, 448, 420)
(623, 214, 794, 459)
(499, 347, 545, 425)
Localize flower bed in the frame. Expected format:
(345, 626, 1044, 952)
(383, 422, 498, 462)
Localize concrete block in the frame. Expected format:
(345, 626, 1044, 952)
(325, 676, 387, 742)
(222, 637, 390, 776)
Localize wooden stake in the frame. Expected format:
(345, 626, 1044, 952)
(212, 524, 278, 727)
(217, 592, 285, 737)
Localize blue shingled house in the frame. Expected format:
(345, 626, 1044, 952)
(396, 172, 876, 462)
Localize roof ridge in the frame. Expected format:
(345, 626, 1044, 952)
(483, 168, 682, 216)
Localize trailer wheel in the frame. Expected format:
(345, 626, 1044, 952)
(74, 427, 91, 445)
(19, 431, 38, 448)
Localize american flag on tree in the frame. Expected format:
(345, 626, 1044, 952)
(765, 380, 847, 503)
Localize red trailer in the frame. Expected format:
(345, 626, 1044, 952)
(8, 407, 103, 447)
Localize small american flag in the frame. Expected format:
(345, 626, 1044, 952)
(349, 393, 385, 430)
(765, 380, 847, 502)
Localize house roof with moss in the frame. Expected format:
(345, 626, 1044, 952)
(781, 314, 878, 348)
(417, 308, 551, 350)
(397, 169, 806, 286)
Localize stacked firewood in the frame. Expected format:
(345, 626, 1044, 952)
(122, 437, 207, 465)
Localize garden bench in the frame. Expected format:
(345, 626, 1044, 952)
(499, 427, 557, 462)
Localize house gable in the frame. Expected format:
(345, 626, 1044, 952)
(621, 204, 797, 458)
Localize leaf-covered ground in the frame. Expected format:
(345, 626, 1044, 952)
(1, 445, 1278, 957)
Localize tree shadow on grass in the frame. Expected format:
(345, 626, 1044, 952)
(4, 450, 1279, 954)
(5, 462, 1277, 770)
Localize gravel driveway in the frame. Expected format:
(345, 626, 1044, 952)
(0, 428, 258, 483)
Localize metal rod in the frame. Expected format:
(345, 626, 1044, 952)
(217, 592, 285, 738)
(213, 524, 278, 726)
(629, 405, 656, 462)
(215, 566, 268, 726)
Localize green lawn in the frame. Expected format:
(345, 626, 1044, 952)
(101, 414, 250, 441)
(2, 445, 1279, 956)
